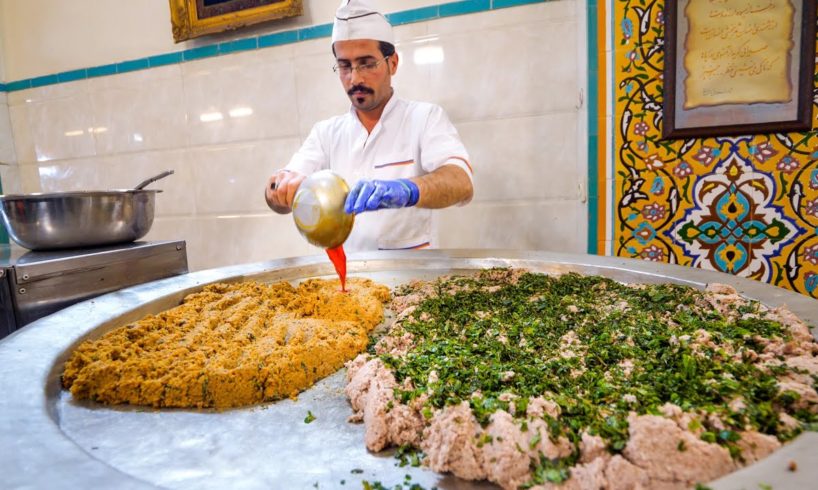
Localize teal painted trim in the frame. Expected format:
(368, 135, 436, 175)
(440, 0, 491, 17)
(258, 30, 298, 47)
(87, 64, 117, 78)
(117, 58, 150, 73)
(586, 0, 599, 254)
(386, 6, 440, 25)
(183, 45, 219, 61)
(57, 69, 88, 83)
(493, 0, 545, 8)
(148, 52, 184, 67)
(30, 74, 59, 88)
(1, 1, 550, 92)
(220, 37, 257, 54)
(298, 23, 333, 41)
(5, 80, 32, 92)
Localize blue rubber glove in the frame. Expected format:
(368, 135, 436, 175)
(344, 179, 420, 214)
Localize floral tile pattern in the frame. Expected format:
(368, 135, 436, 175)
(612, 0, 818, 298)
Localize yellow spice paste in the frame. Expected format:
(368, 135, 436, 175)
(62, 278, 390, 409)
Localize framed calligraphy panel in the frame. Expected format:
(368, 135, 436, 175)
(663, 0, 816, 139)
(169, 0, 303, 43)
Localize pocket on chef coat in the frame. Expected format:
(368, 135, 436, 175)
(372, 156, 417, 179)
(377, 236, 431, 250)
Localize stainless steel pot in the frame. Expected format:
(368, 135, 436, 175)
(0, 189, 159, 250)
(0, 170, 173, 250)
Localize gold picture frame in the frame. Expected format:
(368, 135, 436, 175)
(662, 0, 817, 139)
(169, 0, 303, 43)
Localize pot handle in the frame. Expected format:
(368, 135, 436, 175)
(134, 170, 175, 190)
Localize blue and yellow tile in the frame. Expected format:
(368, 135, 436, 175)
(610, 1, 818, 298)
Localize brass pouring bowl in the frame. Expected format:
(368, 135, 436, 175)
(292, 170, 354, 249)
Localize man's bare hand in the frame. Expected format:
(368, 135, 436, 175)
(265, 170, 306, 214)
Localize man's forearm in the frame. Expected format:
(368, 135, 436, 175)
(412, 165, 473, 209)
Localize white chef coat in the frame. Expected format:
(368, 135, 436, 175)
(286, 95, 473, 252)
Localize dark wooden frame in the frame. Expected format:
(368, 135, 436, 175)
(663, 0, 817, 139)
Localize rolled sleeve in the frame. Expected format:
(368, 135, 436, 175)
(419, 104, 473, 184)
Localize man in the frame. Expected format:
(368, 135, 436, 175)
(265, 0, 473, 251)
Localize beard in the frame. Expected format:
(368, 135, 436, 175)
(350, 94, 378, 111)
(347, 84, 378, 111)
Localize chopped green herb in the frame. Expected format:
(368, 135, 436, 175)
(362, 480, 428, 490)
(524, 454, 571, 487)
(395, 444, 423, 467)
(379, 268, 818, 479)
(304, 410, 316, 424)
(529, 432, 541, 449)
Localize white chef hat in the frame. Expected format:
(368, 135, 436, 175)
(332, 0, 394, 45)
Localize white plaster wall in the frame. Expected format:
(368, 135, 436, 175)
(0, 2, 6, 82)
(1, 0, 455, 81)
(0, 93, 10, 160)
(0, 92, 17, 195)
(2, 1, 587, 271)
(0, 3, 11, 175)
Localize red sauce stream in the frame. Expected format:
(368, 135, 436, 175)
(325, 245, 347, 292)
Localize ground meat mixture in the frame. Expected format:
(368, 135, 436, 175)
(63, 278, 389, 409)
(345, 269, 818, 489)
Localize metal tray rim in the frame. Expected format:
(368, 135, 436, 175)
(0, 249, 816, 489)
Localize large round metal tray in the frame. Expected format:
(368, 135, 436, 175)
(0, 250, 816, 489)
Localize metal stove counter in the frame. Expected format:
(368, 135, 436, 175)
(0, 240, 188, 339)
(0, 250, 816, 490)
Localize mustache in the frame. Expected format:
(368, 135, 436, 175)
(348, 84, 374, 96)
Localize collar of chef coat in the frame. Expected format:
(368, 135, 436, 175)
(348, 90, 399, 138)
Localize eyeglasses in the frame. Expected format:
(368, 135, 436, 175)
(332, 56, 390, 76)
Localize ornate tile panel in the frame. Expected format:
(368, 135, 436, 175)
(611, 1, 818, 298)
